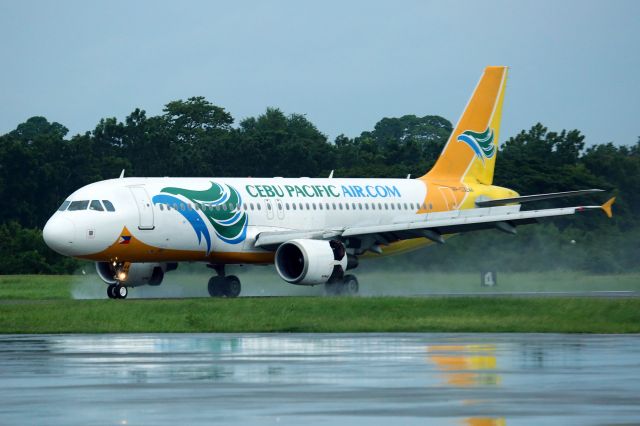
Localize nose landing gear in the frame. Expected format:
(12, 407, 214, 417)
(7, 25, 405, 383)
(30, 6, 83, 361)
(207, 264, 241, 298)
(107, 284, 128, 299)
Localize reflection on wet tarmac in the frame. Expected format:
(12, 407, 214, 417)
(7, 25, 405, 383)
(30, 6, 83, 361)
(428, 344, 503, 425)
(0, 334, 639, 425)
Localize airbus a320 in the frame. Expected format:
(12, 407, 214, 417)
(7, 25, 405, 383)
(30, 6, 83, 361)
(43, 66, 614, 299)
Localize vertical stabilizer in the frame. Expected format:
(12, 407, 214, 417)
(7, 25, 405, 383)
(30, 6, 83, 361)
(423, 66, 508, 185)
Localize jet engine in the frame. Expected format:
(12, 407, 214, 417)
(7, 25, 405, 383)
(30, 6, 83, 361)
(95, 262, 177, 287)
(275, 239, 348, 285)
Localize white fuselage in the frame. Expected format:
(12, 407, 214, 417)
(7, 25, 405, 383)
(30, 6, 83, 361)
(43, 177, 434, 262)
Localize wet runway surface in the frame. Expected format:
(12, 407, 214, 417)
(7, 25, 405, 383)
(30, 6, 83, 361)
(1, 334, 639, 425)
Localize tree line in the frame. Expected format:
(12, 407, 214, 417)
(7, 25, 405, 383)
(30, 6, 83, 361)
(0, 97, 638, 274)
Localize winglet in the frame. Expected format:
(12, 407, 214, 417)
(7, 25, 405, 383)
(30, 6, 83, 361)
(601, 197, 615, 218)
(119, 169, 125, 179)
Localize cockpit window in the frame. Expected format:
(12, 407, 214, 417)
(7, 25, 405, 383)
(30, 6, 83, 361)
(68, 200, 90, 211)
(89, 200, 104, 211)
(58, 200, 71, 211)
(102, 200, 115, 212)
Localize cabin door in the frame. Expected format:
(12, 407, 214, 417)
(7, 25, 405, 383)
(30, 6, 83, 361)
(129, 186, 155, 230)
(264, 199, 275, 220)
(275, 199, 285, 220)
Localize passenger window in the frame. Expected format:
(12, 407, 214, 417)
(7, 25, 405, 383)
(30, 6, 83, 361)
(339, 203, 343, 210)
(345, 203, 350, 210)
(250, 203, 254, 210)
(180, 203, 186, 211)
(101, 200, 115, 212)
(365, 203, 369, 210)
(299, 202, 303, 210)
(359, 203, 363, 210)
(58, 200, 71, 211)
(292, 203, 297, 210)
(257, 203, 261, 211)
(312, 203, 316, 210)
(319, 203, 323, 210)
(326, 203, 330, 210)
(306, 202, 310, 210)
(68, 200, 90, 211)
(243, 204, 247, 211)
(267, 203, 272, 210)
(159, 204, 164, 211)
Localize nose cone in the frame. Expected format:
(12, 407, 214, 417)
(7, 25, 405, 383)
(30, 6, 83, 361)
(43, 217, 76, 255)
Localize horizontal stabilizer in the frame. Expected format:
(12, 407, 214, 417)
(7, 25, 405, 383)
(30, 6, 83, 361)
(475, 189, 604, 207)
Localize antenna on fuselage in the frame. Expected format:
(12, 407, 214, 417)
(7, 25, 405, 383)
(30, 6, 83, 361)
(328, 170, 334, 178)
(119, 169, 125, 179)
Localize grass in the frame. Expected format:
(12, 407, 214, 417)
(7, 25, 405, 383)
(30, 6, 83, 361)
(0, 297, 639, 334)
(1, 273, 639, 334)
(0, 275, 73, 299)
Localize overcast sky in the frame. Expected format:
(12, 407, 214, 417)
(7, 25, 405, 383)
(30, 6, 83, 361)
(1, 0, 638, 146)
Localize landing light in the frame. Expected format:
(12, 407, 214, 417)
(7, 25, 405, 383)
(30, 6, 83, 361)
(117, 271, 127, 281)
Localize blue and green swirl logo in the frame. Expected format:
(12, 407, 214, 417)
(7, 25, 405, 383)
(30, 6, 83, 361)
(457, 127, 496, 164)
(152, 182, 248, 253)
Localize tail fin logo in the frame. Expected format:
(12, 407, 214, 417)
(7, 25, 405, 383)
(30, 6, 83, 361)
(457, 127, 496, 164)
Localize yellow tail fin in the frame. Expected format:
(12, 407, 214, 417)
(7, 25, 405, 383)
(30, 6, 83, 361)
(423, 66, 508, 185)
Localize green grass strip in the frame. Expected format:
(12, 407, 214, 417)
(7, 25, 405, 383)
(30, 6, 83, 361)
(1, 297, 639, 334)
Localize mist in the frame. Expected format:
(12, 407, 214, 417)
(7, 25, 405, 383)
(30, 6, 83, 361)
(70, 227, 640, 300)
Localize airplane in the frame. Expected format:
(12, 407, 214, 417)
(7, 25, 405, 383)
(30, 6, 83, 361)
(42, 66, 615, 299)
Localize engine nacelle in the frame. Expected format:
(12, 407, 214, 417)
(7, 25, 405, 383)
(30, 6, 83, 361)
(275, 239, 348, 285)
(95, 262, 177, 287)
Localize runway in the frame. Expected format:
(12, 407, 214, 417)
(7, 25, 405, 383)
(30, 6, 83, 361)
(1, 334, 639, 425)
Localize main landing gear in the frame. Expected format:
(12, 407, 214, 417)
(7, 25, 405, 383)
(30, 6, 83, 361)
(325, 274, 359, 296)
(107, 283, 128, 299)
(207, 264, 241, 298)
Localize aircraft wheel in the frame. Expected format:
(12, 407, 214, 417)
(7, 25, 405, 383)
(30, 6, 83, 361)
(224, 275, 241, 298)
(342, 275, 359, 295)
(208, 276, 226, 297)
(107, 284, 116, 299)
(115, 284, 128, 299)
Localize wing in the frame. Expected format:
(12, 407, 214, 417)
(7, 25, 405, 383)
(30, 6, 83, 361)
(474, 189, 604, 207)
(254, 197, 615, 252)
